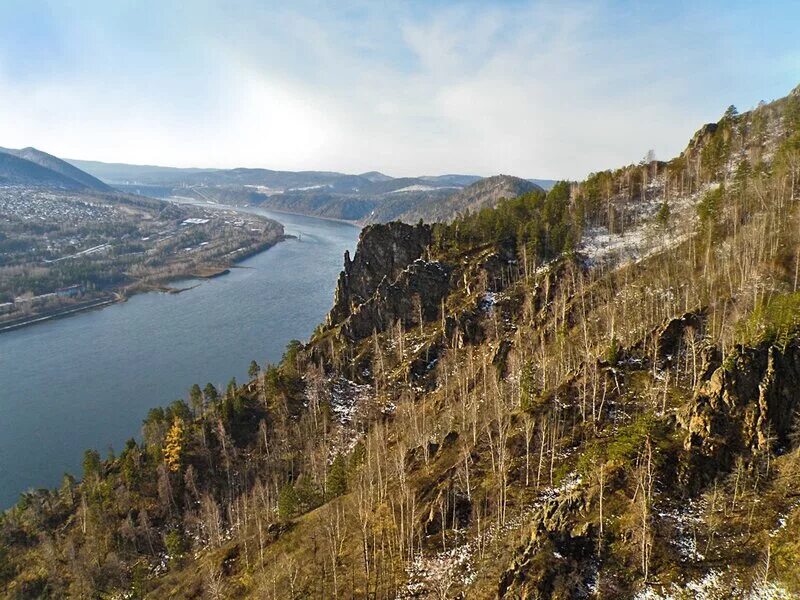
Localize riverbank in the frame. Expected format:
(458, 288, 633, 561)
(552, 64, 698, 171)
(0, 233, 292, 335)
(0, 297, 119, 333)
(246, 204, 362, 226)
(0, 208, 359, 508)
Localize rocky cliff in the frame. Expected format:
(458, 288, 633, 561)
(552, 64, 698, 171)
(682, 341, 800, 487)
(327, 221, 439, 336)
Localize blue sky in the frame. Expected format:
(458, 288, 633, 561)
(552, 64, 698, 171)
(0, 1, 798, 178)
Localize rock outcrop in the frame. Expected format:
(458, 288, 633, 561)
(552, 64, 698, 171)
(324, 221, 454, 341)
(341, 258, 451, 339)
(681, 122, 719, 164)
(498, 489, 595, 599)
(681, 341, 800, 487)
(656, 311, 706, 368)
(328, 222, 432, 327)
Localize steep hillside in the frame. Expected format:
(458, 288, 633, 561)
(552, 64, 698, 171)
(375, 174, 543, 224)
(0, 151, 88, 189)
(3, 85, 800, 599)
(0, 147, 110, 191)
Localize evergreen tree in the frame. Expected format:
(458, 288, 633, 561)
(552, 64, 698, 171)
(82, 449, 101, 480)
(520, 361, 538, 412)
(295, 475, 321, 511)
(656, 201, 670, 228)
(326, 453, 348, 499)
(164, 530, 187, 564)
(189, 383, 203, 416)
(277, 483, 299, 521)
(248, 360, 260, 380)
(203, 382, 219, 405)
(724, 104, 739, 120)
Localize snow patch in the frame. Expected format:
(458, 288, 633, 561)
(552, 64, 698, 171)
(399, 473, 582, 598)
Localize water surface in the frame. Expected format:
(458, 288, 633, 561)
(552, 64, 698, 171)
(0, 207, 358, 508)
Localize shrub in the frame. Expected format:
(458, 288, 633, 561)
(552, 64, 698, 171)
(164, 530, 187, 563)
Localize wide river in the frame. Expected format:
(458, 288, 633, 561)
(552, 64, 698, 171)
(0, 205, 359, 508)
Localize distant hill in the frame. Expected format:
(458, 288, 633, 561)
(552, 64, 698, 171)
(420, 174, 483, 187)
(365, 174, 542, 224)
(358, 171, 394, 183)
(68, 157, 556, 223)
(0, 147, 110, 191)
(0, 151, 89, 190)
(66, 158, 212, 185)
(528, 178, 557, 191)
(0, 147, 111, 191)
(434, 174, 543, 217)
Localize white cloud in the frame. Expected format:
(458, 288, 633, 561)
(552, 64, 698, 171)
(0, 1, 796, 179)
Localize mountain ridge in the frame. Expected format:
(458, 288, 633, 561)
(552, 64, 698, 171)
(67, 157, 557, 223)
(0, 147, 110, 191)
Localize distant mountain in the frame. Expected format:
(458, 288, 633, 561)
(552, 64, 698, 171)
(0, 150, 92, 190)
(68, 157, 556, 223)
(0, 148, 111, 192)
(0, 147, 111, 191)
(358, 171, 394, 183)
(66, 158, 212, 185)
(367, 174, 542, 224)
(420, 174, 483, 187)
(528, 178, 557, 191)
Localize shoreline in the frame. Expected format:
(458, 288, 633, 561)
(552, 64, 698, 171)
(0, 234, 292, 335)
(0, 297, 119, 333)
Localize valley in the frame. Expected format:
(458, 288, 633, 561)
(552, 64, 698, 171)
(72, 158, 556, 225)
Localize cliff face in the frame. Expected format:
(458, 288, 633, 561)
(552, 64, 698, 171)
(327, 221, 440, 337)
(341, 259, 451, 340)
(682, 342, 800, 486)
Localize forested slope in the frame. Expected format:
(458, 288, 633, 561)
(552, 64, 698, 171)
(3, 85, 800, 599)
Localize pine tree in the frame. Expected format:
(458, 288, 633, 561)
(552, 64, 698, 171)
(326, 453, 348, 499)
(203, 382, 219, 405)
(724, 104, 738, 120)
(656, 201, 670, 228)
(248, 360, 260, 380)
(189, 384, 204, 416)
(82, 449, 101, 480)
(278, 483, 299, 521)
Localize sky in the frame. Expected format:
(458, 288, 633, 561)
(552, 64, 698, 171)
(0, 1, 798, 179)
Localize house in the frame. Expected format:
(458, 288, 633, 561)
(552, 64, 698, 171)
(55, 284, 84, 298)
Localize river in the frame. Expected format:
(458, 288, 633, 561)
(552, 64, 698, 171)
(0, 205, 359, 508)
